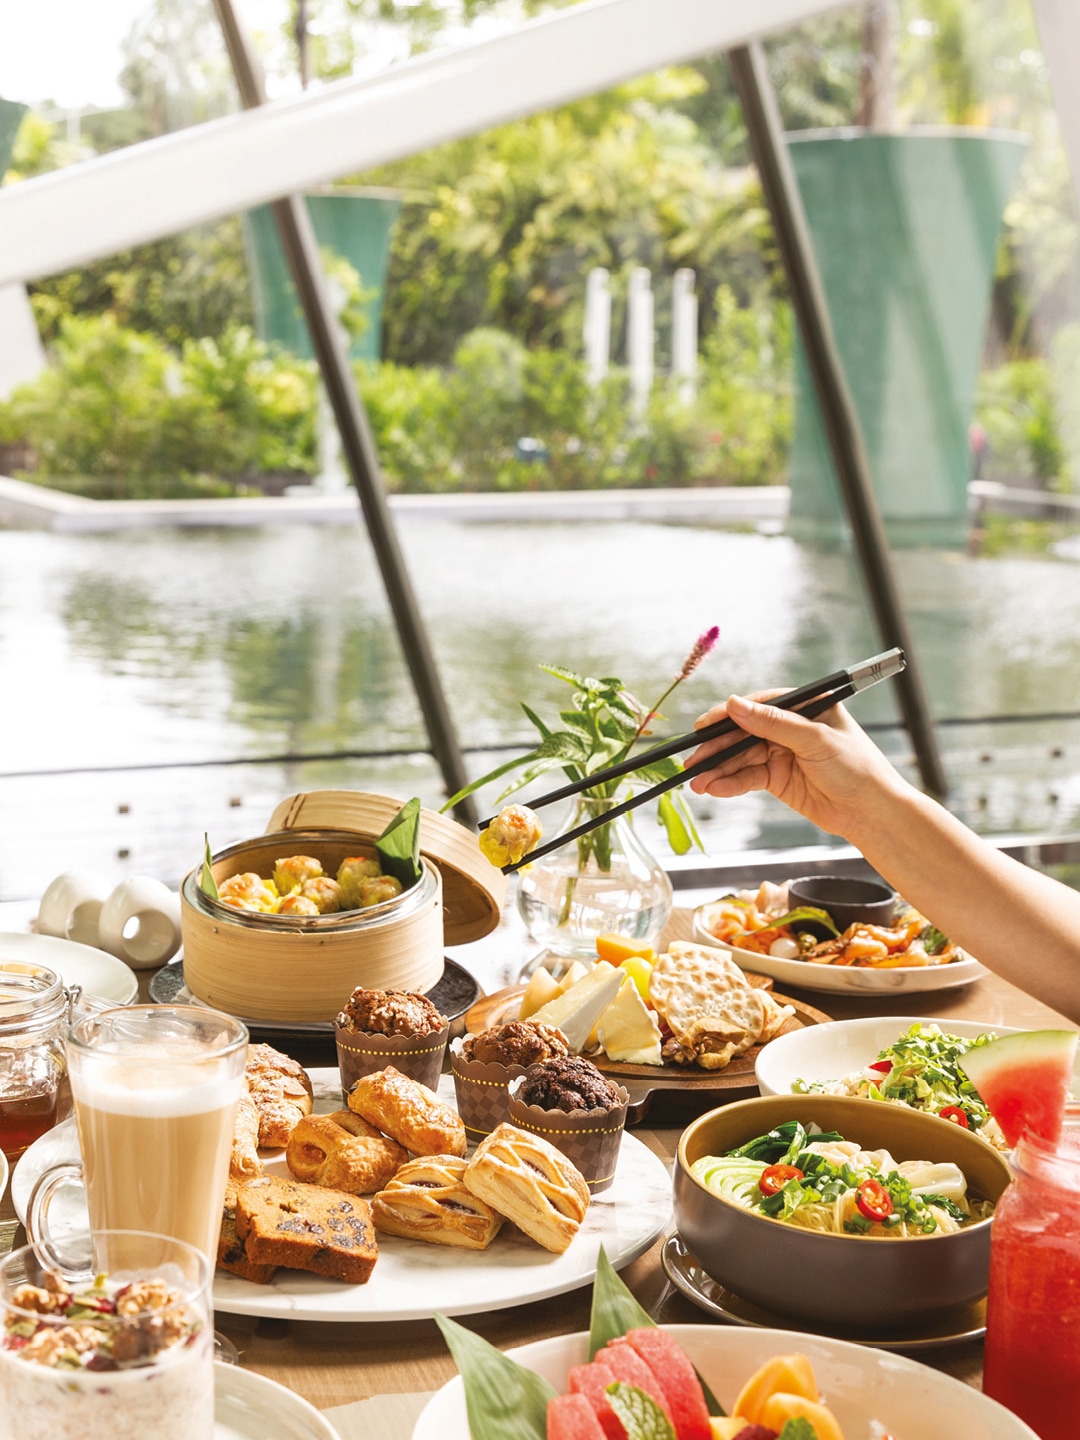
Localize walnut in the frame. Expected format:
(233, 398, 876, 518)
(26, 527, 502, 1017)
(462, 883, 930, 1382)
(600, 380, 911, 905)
(116, 1279, 181, 1316)
(10, 1284, 69, 1315)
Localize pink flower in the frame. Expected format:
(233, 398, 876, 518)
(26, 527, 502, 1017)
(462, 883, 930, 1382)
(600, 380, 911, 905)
(677, 625, 720, 681)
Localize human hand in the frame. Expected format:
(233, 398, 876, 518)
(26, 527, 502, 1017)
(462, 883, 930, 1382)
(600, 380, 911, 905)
(685, 691, 908, 840)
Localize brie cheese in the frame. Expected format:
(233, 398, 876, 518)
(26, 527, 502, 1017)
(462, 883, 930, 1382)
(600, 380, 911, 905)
(530, 963, 623, 1052)
(596, 978, 663, 1066)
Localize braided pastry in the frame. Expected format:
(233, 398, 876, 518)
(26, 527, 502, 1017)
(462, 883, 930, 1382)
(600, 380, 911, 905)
(246, 1043, 314, 1148)
(372, 1155, 503, 1250)
(463, 1122, 589, 1253)
(230, 1091, 262, 1179)
(286, 1110, 406, 1194)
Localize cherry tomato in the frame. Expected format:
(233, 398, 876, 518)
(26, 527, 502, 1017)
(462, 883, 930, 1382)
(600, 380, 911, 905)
(855, 1178, 894, 1223)
(939, 1105, 970, 1129)
(868, 1059, 892, 1073)
(758, 1163, 804, 1196)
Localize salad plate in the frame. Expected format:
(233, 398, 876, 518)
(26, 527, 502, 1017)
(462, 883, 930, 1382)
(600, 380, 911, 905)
(215, 1363, 340, 1440)
(0, 932, 138, 1006)
(691, 905, 986, 995)
(659, 1233, 987, 1352)
(13, 1071, 671, 1324)
(412, 1323, 1037, 1440)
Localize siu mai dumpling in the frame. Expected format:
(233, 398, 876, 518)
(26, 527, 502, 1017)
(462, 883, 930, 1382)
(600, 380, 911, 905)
(479, 804, 543, 868)
(218, 872, 278, 913)
(273, 855, 324, 896)
(337, 856, 383, 908)
(276, 892, 321, 917)
(300, 876, 344, 914)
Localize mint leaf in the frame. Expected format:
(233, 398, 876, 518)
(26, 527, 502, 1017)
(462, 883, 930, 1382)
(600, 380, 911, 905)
(434, 1314, 553, 1440)
(778, 1419, 820, 1440)
(605, 1383, 676, 1440)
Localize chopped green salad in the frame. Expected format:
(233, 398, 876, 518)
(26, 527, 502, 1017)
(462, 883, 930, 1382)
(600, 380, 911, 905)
(692, 1119, 992, 1237)
(793, 1023, 1006, 1151)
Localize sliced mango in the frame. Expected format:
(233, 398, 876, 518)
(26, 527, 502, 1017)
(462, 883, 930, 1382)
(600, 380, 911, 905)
(733, 1354, 819, 1425)
(710, 1420, 753, 1440)
(596, 933, 656, 965)
(760, 1393, 845, 1440)
(519, 968, 561, 1020)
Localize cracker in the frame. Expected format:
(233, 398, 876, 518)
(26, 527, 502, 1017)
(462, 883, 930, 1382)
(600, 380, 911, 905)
(650, 942, 766, 1070)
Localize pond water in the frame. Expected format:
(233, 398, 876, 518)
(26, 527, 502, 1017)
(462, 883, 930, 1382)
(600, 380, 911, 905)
(2, 515, 1080, 900)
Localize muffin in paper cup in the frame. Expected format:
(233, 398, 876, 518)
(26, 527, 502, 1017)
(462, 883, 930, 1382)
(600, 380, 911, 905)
(450, 1038, 529, 1140)
(336, 1020, 449, 1094)
(507, 1073, 629, 1194)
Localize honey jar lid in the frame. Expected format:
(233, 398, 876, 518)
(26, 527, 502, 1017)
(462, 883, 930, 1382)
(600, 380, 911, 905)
(265, 791, 506, 945)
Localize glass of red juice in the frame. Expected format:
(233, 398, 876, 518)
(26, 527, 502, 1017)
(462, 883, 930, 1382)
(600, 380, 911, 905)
(983, 1121, 1080, 1435)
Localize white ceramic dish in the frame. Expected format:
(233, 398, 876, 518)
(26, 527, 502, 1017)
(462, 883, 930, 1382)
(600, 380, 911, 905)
(216, 1363, 340, 1440)
(13, 1070, 670, 1324)
(692, 903, 987, 995)
(0, 931, 138, 1006)
(412, 1323, 1038, 1440)
(754, 1014, 1020, 1096)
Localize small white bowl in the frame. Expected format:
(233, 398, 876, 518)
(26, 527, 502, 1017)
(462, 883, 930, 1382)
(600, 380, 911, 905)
(754, 1014, 1017, 1097)
(413, 1324, 1037, 1440)
(692, 901, 987, 995)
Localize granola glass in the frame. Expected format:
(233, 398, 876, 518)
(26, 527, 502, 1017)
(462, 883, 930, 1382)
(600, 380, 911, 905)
(0, 1230, 213, 1440)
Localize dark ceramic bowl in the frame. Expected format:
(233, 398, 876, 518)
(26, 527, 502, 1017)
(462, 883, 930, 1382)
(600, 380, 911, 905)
(672, 1094, 1010, 1328)
(787, 874, 897, 939)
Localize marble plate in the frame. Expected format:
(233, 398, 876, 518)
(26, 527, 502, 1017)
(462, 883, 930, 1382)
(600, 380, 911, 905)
(13, 1070, 671, 1324)
(413, 1325, 1038, 1440)
(216, 1363, 340, 1439)
(0, 932, 138, 1006)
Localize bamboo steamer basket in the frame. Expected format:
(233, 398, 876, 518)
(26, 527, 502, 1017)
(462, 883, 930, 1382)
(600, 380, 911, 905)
(180, 791, 506, 1025)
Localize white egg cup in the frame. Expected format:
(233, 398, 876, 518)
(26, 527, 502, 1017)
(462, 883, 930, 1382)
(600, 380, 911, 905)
(36, 872, 111, 947)
(95, 877, 183, 970)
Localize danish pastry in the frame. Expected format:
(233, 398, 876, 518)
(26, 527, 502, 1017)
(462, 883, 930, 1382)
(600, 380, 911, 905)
(347, 1066, 467, 1157)
(372, 1155, 503, 1250)
(286, 1110, 406, 1193)
(230, 1091, 262, 1179)
(246, 1043, 314, 1148)
(463, 1122, 590, 1253)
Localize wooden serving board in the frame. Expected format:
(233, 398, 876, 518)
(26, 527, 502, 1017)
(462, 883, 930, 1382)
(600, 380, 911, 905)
(464, 977, 832, 1125)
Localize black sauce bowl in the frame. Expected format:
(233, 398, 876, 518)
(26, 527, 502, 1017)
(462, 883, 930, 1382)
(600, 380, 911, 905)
(787, 873, 897, 939)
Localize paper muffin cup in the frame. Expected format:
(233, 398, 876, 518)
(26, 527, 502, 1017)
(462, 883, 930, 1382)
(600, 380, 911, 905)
(335, 1021, 450, 1095)
(507, 1075, 629, 1194)
(450, 1039, 530, 1141)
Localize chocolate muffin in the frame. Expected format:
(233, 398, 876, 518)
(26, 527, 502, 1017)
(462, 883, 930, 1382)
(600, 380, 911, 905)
(518, 1055, 621, 1113)
(336, 988, 447, 1037)
(460, 1020, 568, 1069)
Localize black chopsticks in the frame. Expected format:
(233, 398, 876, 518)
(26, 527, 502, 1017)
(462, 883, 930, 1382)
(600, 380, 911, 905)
(488, 648, 905, 875)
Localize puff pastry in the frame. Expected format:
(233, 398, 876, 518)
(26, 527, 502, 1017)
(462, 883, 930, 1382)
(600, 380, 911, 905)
(246, 1043, 314, 1148)
(372, 1154, 503, 1250)
(463, 1122, 589, 1253)
(230, 1091, 263, 1179)
(347, 1066, 467, 1157)
(286, 1110, 406, 1193)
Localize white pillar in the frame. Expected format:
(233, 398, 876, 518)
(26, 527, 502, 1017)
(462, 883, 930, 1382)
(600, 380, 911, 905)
(627, 266, 654, 418)
(583, 266, 611, 387)
(0, 286, 46, 402)
(671, 267, 698, 405)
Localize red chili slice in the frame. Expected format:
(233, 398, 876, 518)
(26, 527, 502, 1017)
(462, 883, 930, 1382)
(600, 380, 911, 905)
(856, 1178, 894, 1223)
(868, 1059, 892, 1073)
(758, 1163, 804, 1196)
(939, 1105, 970, 1129)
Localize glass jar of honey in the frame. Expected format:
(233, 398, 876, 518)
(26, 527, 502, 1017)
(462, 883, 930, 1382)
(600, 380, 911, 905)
(0, 962, 77, 1159)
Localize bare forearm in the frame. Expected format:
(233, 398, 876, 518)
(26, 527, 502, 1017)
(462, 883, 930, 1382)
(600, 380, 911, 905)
(848, 781, 1080, 1024)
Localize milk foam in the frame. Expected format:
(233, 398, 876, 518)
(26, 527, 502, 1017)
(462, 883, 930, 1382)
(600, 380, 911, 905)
(74, 1071, 241, 1118)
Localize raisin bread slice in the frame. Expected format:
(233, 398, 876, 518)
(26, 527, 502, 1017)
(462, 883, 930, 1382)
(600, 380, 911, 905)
(217, 1181, 277, 1285)
(235, 1174, 378, 1284)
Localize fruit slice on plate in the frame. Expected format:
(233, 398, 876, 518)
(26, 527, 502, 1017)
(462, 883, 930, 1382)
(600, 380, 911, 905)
(959, 1029, 1078, 1147)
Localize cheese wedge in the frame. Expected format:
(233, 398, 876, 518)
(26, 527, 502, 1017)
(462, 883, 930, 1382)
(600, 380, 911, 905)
(596, 978, 663, 1066)
(557, 960, 590, 994)
(530, 963, 623, 1053)
(519, 967, 561, 1020)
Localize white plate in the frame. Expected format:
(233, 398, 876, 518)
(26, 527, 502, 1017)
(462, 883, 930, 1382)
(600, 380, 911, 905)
(0, 932, 138, 1006)
(216, 1363, 340, 1440)
(412, 1324, 1038, 1440)
(754, 1014, 1021, 1097)
(13, 1070, 671, 1324)
(692, 904, 987, 995)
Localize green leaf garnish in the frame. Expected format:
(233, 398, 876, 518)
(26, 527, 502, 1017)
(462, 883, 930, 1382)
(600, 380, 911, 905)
(201, 833, 218, 899)
(434, 1314, 553, 1440)
(778, 1419, 820, 1439)
(375, 797, 422, 889)
(921, 924, 949, 955)
(657, 791, 692, 855)
(605, 1383, 676, 1440)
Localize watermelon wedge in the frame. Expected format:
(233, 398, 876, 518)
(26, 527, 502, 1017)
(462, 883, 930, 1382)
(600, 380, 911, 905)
(568, 1361, 626, 1440)
(958, 1029, 1078, 1147)
(599, 1339, 673, 1423)
(548, 1393, 608, 1440)
(624, 1329, 711, 1440)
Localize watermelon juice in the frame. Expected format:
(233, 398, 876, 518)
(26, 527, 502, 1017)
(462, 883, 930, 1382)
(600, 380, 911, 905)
(983, 1125, 1080, 1435)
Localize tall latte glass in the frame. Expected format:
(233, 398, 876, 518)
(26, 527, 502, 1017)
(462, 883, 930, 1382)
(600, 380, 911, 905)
(28, 1006, 247, 1264)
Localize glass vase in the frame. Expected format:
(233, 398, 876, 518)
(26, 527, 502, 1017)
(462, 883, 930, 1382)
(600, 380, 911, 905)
(516, 794, 673, 958)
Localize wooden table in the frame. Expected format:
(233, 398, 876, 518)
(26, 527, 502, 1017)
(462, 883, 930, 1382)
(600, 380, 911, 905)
(210, 936, 1075, 1414)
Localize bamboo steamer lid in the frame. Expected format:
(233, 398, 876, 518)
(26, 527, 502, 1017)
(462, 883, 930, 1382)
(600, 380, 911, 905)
(266, 790, 506, 945)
